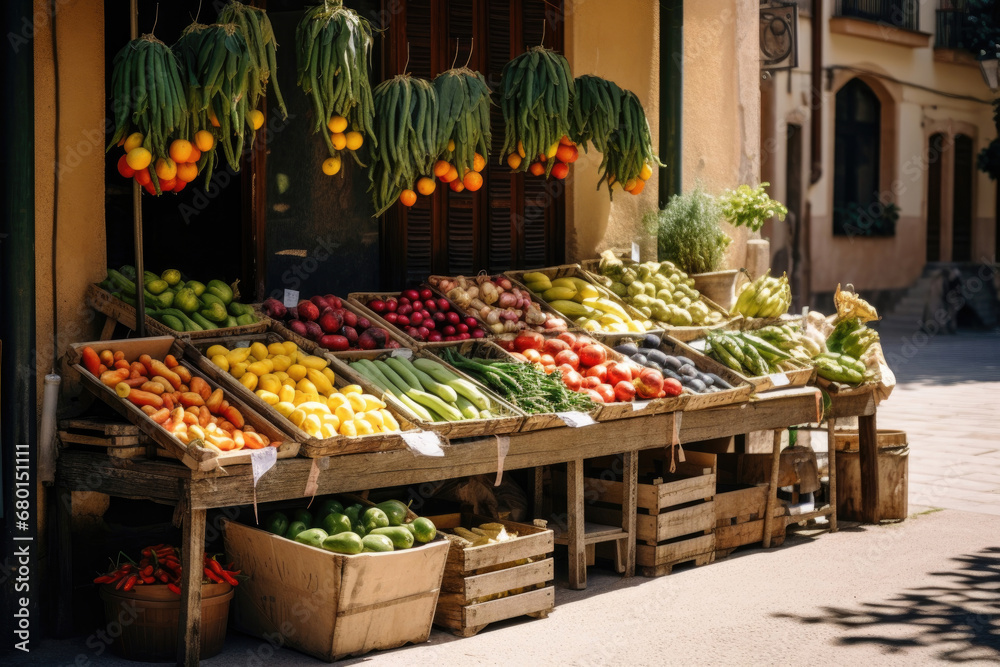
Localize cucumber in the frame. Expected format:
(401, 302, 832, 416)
(361, 534, 394, 552)
(236, 313, 257, 326)
(408, 517, 436, 543)
(191, 312, 218, 330)
(322, 532, 363, 555)
(376, 500, 409, 527)
(411, 358, 489, 410)
(385, 358, 422, 391)
(160, 308, 202, 331)
(455, 395, 481, 420)
(159, 314, 186, 332)
(369, 526, 414, 549)
(407, 388, 463, 421)
(407, 363, 460, 403)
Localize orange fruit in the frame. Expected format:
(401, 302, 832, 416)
(559, 135, 574, 146)
(631, 179, 646, 195)
(124, 132, 144, 153)
(345, 131, 363, 150)
(327, 115, 348, 133)
(463, 171, 483, 192)
(507, 153, 522, 170)
(169, 139, 193, 164)
(528, 162, 545, 176)
(173, 179, 187, 192)
(248, 109, 264, 130)
(555, 144, 578, 164)
(449, 180, 465, 193)
(623, 178, 638, 192)
(551, 162, 569, 180)
(442, 165, 458, 183)
(125, 147, 152, 170)
(134, 168, 151, 186)
(155, 158, 177, 181)
(159, 177, 177, 192)
(399, 189, 417, 207)
(194, 130, 215, 152)
(175, 162, 198, 183)
(639, 163, 653, 181)
(473, 153, 486, 172)
(433, 160, 450, 178)
(117, 155, 135, 178)
(330, 132, 347, 150)
(321, 157, 342, 176)
(416, 177, 436, 195)
(187, 145, 202, 163)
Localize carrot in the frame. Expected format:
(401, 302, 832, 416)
(198, 406, 211, 427)
(140, 381, 165, 395)
(99, 349, 114, 366)
(243, 431, 265, 449)
(218, 420, 235, 434)
(126, 389, 164, 409)
(182, 411, 198, 425)
(140, 405, 157, 416)
(130, 361, 146, 377)
(149, 407, 170, 424)
(98, 364, 108, 375)
(113, 359, 131, 371)
(150, 361, 181, 389)
(123, 376, 148, 388)
(189, 377, 211, 401)
(232, 430, 246, 449)
(100, 369, 130, 388)
(179, 392, 204, 408)
(164, 354, 179, 368)
(162, 393, 175, 410)
(113, 350, 125, 362)
(81, 347, 101, 376)
(174, 366, 192, 384)
(222, 405, 244, 429)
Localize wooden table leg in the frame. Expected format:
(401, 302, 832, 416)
(619, 451, 638, 577)
(827, 418, 838, 533)
(567, 459, 586, 590)
(858, 412, 880, 524)
(533, 466, 544, 520)
(762, 430, 782, 548)
(176, 508, 206, 666)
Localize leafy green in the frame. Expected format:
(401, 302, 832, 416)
(644, 186, 731, 275)
(719, 182, 787, 232)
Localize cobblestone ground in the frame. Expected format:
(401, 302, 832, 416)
(877, 330, 1000, 515)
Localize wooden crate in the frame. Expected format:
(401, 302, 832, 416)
(713, 483, 787, 558)
(347, 289, 494, 349)
(670, 333, 816, 393)
(223, 520, 450, 662)
(427, 513, 554, 637)
(67, 337, 299, 471)
(182, 331, 415, 458)
(578, 258, 734, 342)
(427, 274, 571, 334)
(86, 283, 268, 339)
(329, 349, 526, 439)
(58, 418, 152, 460)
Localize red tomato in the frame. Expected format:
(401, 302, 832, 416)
(514, 332, 544, 352)
(539, 353, 556, 367)
(117, 155, 135, 178)
(634, 368, 665, 399)
(614, 381, 636, 402)
(556, 332, 577, 347)
(662, 378, 683, 397)
(134, 168, 151, 186)
(542, 338, 571, 355)
(554, 349, 580, 370)
(578, 344, 607, 368)
(594, 384, 616, 403)
(522, 348, 542, 364)
(583, 376, 601, 389)
(562, 370, 584, 391)
(497, 339, 516, 352)
(606, 362, 633, 386)
(584, 388, 605, 403)
(585, 364, 608, 383)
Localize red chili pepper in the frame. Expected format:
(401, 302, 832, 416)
(203, 567, 224, 584)
(116, 575, 127, 590)
(123, 575, 138, 592)
(93, 575, 114, 584)
(141, 565, 154, 577)
(167, 583, 181, 595)
(120, 563, 134, 573)
(141, 548, 153, 557)
(139, 558, 150, 567)
(141, 575, 155, 584)
(154, 569, 169, 583)
(219, 570, 239, 586)
(206, 559, 225, 577)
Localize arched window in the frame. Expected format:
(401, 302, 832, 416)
(834, 79, 891, 236)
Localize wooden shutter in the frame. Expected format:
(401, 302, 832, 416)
(380, 0, 565, 286)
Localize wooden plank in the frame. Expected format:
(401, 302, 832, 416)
(788, 507, 834, 524)
(762, 429, 782, 549)
(177, 508, 206, 667)
(582, 473, 714, 512)
(636, 501, 715, 544)
(58, 431, 142, 447)
(462, 586, 554, 628)
(636, 533, 715, 567)
(462, 559, 553, 601)
(553, 521, 627, 545)
(858, 413, 880, 524)
(679, 388, 820, 443)
(59, 418, 138, 436)
(56, 451, 186, 502)
(715, 514, 786, 551)
(828, 418, 839, 533)
(620, 450, 638, 577)
(567, 459, 586, 590)
(714, 484, 768, 520)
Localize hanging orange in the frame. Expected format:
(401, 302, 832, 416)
(433, 160, 450, 178)
(507, 153, 522, 170)
(399, 189, 417, 207)
(169, 139, 193, 164)
(442, 165, 458, 183)
(449, 180, 465, 193)
(550, 162, 569, 180)
(473, 153, 486, 172)
(416, 177, 436, 195)
(462, 171, 483, 192)
(528, 162, 545, 176)
(175, 162, 199, 183)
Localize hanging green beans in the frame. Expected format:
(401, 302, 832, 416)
(433, 67, 491, 179)
(218, 1, 287, 119)
(570, 74, 623, 154)
(597, 90, 662, 198)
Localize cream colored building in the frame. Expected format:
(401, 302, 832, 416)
(760, 0, 997, 304)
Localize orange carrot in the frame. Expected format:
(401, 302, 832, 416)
(113, 359, 131, 371)
(189, 377, 211, 401)
(81, 347, 101, 375)
(100, 369, 130, 388)
(149, 408, 170, 424)
(174, 366, 192, 385)
(178, 392, 204, 408)
(222, 405, 244, 429)
(123, 377, 148, 388)
(113, 350, 125, 362)
(242, 432, 265, 449)
(99, 349, 114, 366)
(162, 393, 175, 410)
(125, 389, 164, 409)
(140, 381, 165, 395)
(164, 354, 179, 368)
(150, 361, 181, 389)
(198, 406, 211, 427)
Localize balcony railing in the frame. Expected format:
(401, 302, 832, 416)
(835, 0, 920, 31)
(936, 4, 974, 50)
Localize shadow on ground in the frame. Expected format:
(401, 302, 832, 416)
(774, 546, 1000, 661)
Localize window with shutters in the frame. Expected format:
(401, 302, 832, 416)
(379, 0, 566, 287)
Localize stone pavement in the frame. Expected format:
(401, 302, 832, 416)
(877, 330, 1000, 515)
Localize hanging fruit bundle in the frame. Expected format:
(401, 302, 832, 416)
(499, 46, 577, 179)
(570, 75, 622, 154)
(295, 0, 375, 174)
(218, 0, 287, 120)
(598, 90, 660, 198)
(369, 75, 439, 215)
(430, 68, 491, 194)
(107, 34, 192, 196)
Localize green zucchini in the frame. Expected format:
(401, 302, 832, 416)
(455, 395, 481, 420)
(406, 388, 463, 421)
(373, 360, 413, 395)
(385, 357, 422, 391)
(411, 358, 489, 410)
(403, 361, 459, 403)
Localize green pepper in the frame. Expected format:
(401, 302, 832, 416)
(200, 302, 228, 323)
(225, 315, 238, 328)
(206, 279, 233, 305)
(174, 287, 200, 314)
(185, 280, 206, 297)
(191, 312, 218, 330)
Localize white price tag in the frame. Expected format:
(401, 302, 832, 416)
(631, 242, 641, 262)
(283, 289, 299, 308)
(556, 411, 597, 428)
(250, 447, 278, 487)
(391, 348, 413, 359)
(768, 372, 790, 387)
(631, 400, 651, 412)
(401, 431, 445, 457)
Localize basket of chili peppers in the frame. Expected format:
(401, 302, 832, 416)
(92, 544, 240, 661)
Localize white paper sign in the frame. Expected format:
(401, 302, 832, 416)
(768, 372, 790, 387)
(631, 242, 641, 262)
(631, 400, 651, 412)
(494, 435, 510, 487)
(250, 447, 278, 487)
(390, 348, 413, 359)
(283, 289, 299, 308)
(556, 411, 597, 428)
(401, 430, 445, 457)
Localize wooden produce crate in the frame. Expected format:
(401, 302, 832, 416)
(680, 335, 816, 393)
(251, 299, 415, 359)
(86, 283, 268, 339)
(182, 331, 415, 458)
(329, 349, 525, 439)
(596, 332, 755, 411)
(347, 289, 493, 349)
(504, 264, 664, 337)
(58, 418, 152, 460)
(579, 258, 733, 342)
(428, 513, 555, 637)
(223, 519, 449, 662)
(713, 483, 787, 559)
(68, 337, 299, 471)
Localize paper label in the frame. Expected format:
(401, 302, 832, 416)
(401, 430, 445, 457)
(494, 435, 510, 487)
(283, 289, 299, 309)
(304, 457, 322, 503)
(768, 372, 790, 387)
(235, 340, 251, 348)
(556, 411, 597, 428)
(390, 348, 413, 359)
(250, 447, 278, 487)
(631, 242, 641, 262)
(631, 400, 651, 412)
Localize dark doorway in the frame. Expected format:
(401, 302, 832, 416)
(927, 133, 944, 262)
(952, 134, 973, 262)
(783, 123, 802, 283)
(833, 78, 881, 235)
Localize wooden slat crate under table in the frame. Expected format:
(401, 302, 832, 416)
(713, 482, 787, 558)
